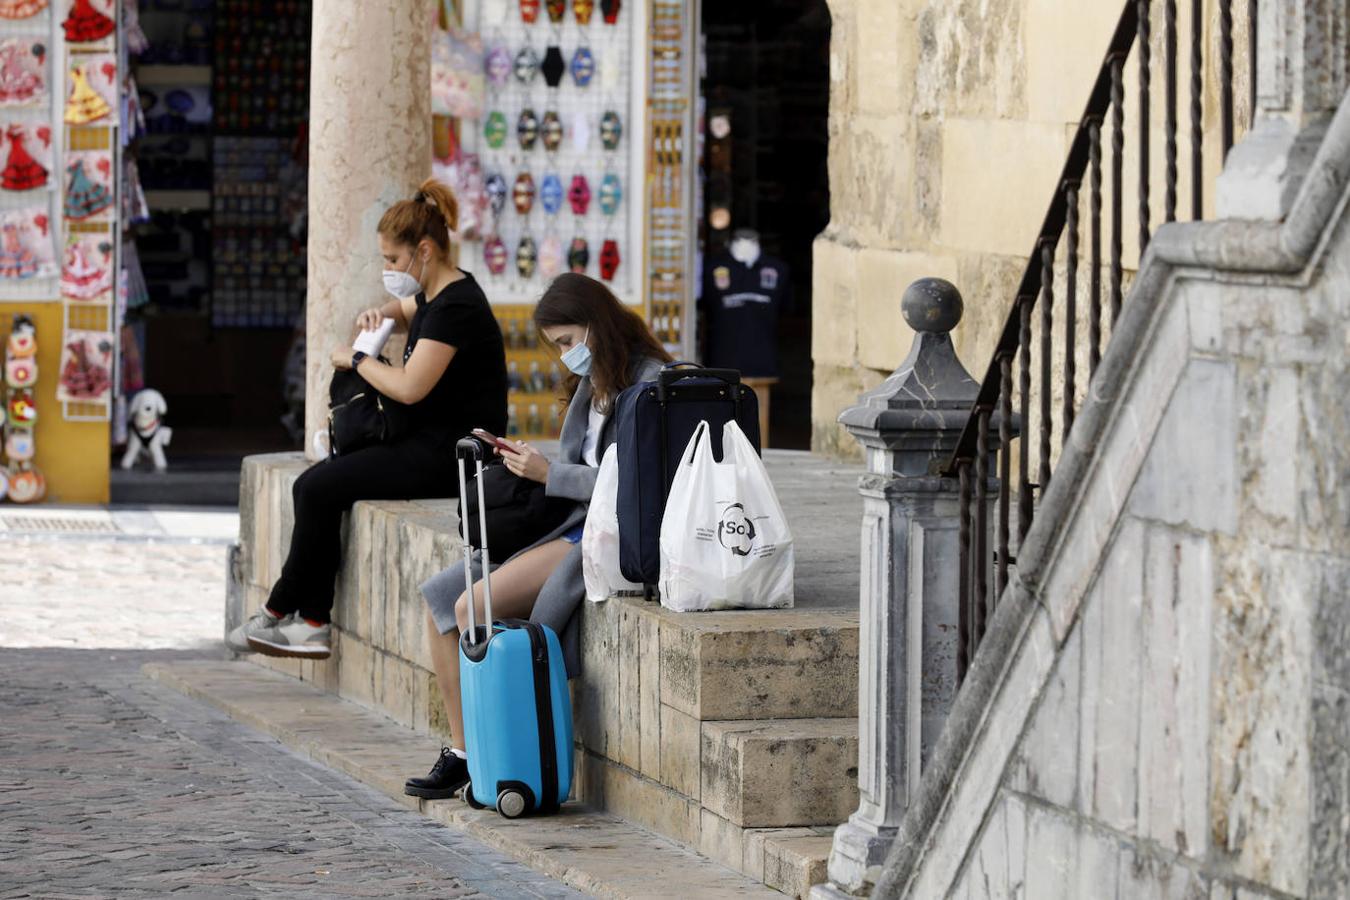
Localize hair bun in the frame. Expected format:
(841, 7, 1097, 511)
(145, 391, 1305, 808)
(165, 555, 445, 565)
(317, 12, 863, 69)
(414, 190, 428, 203)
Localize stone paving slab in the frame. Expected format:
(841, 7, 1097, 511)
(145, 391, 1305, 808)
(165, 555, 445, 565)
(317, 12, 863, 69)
(0, 648, 582, 899)
(147, 658, 782, 899)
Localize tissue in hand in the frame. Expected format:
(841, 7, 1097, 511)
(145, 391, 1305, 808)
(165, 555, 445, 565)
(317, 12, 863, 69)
(353, 317, 396, 356)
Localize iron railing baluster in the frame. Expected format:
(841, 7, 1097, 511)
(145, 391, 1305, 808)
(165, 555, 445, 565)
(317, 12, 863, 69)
(1165, 0, 1178, 222)
(1248, 0, 1257, 127)
(997, 356, 1012, 598)
(1191, 0, 1204, 219)
(1018, 297, 1033, 541)
(1111, 55, 1125, 324)
(974, 409, 991, 642)
(1064, 185, 1079, 437)
(1090, 122, 1103, 374)
(1039, 243, 1055, 497)
(1139, 0, 1152, 253)
(1221, 0, 1235, 155)
(957, 461, 972, 680)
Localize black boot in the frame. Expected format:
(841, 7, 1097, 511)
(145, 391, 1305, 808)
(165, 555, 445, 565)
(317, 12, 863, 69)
(404, 747, 470, 800)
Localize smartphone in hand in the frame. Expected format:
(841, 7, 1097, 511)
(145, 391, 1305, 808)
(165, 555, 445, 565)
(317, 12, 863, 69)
(472, 428, 517, 454)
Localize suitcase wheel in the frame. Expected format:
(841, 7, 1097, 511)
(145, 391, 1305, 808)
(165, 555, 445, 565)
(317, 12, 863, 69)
(463, 783, 486, 810)
(497, 788, 528, 819)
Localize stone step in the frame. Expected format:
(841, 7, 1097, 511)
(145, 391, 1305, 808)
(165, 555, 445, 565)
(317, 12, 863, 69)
(702, 719, 859, 828)
(145, 659, 783, 900)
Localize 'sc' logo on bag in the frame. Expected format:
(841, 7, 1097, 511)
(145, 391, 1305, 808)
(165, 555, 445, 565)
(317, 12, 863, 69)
(717, 503, 757, 556)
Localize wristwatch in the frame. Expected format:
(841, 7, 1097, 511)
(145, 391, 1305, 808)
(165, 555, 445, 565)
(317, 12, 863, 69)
(351, 350, 368, 369)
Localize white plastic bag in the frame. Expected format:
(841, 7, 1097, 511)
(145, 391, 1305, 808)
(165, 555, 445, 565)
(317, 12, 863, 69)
(659, 420, 795, 612)
(582, 444, 642, 602)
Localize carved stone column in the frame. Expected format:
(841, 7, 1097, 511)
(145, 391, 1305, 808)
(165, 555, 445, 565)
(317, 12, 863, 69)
(815, 279, 980, 897)
(304, 1, 432, 458)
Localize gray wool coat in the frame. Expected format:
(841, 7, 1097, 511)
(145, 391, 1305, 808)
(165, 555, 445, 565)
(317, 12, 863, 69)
(420, 355, 666, 677)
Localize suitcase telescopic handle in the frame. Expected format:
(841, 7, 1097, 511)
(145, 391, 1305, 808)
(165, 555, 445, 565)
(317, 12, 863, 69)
(454, 438, 494, 646)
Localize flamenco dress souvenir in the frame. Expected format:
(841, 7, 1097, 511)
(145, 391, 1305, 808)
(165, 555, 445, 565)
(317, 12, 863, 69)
(540, 173, 563, 214)
(64, 66, 111, 124)
(512, 172, 535, 215)
(568, 174, 591, 215)
(63, 0, 115, 42)
(0, 0, 46, 19)
(483, 111, 508, 148)
(8, 462, 45, 504)
(8, 387, 37, 425)
(599, 239, 620, 280)
(60, 238, 111, 300)
(516, 235, 537, 278)
(545, 0, 564, 23)
(483, 235, 508, 275)
(485, 172, 508, 216)
(5, 427, 34, 461)
(541, 47, 566, 88)
(571, 48, 596, 87)
(599, 173, 622, 215)
(601, 0, 620, 24)
(572, 0, 593, 25)
(541, 111, 563, 152)
(63, 159, 112, 220)
(485, 46, 512, 87)
(5, 355, 36, 388)
(519, 0, 540, 23)
(514, 47, 540, 85)
(600, 111, 623, 150)
(517, 108, 540, 150)
(0, 42, 44, 106)
(1, 127, 46, 191)
(539, 234, 564, 278)
(0, 221, 37, 279)
(567, 236, 589, 273)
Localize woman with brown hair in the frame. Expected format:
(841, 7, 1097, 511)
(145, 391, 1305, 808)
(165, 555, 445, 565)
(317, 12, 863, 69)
(404, 272, 672, 800)
(226, 178, 508, 660)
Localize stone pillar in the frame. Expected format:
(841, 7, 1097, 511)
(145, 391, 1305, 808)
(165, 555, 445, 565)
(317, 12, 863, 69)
(1216, 0, 1348, 219)
(814, 279, 980, 898)
(304, 1, 432, 459)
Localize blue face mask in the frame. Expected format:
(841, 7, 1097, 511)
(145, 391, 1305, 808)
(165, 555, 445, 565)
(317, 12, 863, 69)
(560, 326, 592, 377)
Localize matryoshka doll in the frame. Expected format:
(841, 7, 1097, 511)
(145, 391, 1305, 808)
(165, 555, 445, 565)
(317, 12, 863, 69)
(7, 313, 36, 358)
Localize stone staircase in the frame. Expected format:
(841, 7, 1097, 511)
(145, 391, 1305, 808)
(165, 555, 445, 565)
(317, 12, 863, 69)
(229, 450, 863, 898)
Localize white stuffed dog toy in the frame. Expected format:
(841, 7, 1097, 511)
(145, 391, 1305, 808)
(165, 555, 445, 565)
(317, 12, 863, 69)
(121, 388, 173, 471)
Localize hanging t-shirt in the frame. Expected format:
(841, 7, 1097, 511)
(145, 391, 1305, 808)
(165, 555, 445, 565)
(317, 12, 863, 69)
(581, 403, 605, 467)
(699, 251, 789, 378)
(399, 271, 508, 448)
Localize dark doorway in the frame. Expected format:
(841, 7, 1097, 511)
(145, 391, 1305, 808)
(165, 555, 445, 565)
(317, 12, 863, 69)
(699, 1, 830, 450)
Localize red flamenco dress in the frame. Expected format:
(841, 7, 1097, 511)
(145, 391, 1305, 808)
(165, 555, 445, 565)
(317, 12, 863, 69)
(63, 0, 115, 43)
(0, 221, 38, 279)
(1, 127, 46, 191)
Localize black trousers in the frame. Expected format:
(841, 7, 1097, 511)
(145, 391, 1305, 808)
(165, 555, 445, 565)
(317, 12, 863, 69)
(266, 439, 459, 623)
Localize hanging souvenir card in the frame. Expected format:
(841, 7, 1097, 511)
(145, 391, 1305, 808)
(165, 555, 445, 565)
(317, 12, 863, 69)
(63, 54, 116, 125)
(62, 150, 113, 221)
(0, 39, 47, 109)
(60, 233, 113, 300)
(0, 205, 55, 279)
(56, 329, 114, 403)
(0, 0, 49, 21)
(61, 0, 116, 45)
(0, 122, 53, 192)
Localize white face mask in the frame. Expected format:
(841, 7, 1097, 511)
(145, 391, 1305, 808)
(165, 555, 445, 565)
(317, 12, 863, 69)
(382, 251, 425, 298)
(560, 326, 592, 377)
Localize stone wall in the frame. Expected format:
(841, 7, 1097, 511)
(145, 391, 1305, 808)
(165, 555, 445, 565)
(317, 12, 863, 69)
(871, 95, 1350, 898)
(813, 0, 1253, 457)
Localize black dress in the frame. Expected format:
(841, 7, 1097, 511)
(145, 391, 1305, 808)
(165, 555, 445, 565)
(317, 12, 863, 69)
(266, 271, 508, 623)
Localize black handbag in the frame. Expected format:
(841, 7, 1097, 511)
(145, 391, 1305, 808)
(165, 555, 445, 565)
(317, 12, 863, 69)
(327, 365, 412, 456)
(460, 461, 574, 560)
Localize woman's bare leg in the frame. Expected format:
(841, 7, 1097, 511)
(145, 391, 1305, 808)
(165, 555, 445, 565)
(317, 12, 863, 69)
(428, 538, 575, 746)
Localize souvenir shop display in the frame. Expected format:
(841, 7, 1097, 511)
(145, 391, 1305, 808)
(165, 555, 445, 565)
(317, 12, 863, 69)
(0, 39, 47, 108)
(60, 234, 112, 300)
(62, 54, 116, 124)
(572, 0, 593, 24)
(541, 110, 562, 150)
(1, 123, 52, 191)
(515, 234, 536, 278)
(431, 14, 485, 120)
(598, 238, 619, 281)
(7, 463, 43, 502)
(540, 172, 562, 214)
(485, 45, 511, 87)
(61, 0, 115, 44)
(2, 315, 45, 503)
(541, 46, 565, 87)
(61, 151, 113, 221)
(56, 329, 113, 403)
(567, 236, 588, 273)
(212, 1, 311, 135)
(567, 174, 590, 215)
(0, 0, 48, 20)
(0, 206, 55, 279)
(538, 233, 563, 278)
(512, 171, 534, 214)
(570, 47, 594, 87)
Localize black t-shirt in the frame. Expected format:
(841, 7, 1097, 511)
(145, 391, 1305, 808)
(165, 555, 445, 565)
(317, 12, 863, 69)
(399, 271, 508, 447)
(699, 252, 789, 377)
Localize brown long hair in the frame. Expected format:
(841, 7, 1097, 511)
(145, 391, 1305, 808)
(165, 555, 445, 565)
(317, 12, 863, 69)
(534, 273, 673, 412)
(377, 178, 459, 258)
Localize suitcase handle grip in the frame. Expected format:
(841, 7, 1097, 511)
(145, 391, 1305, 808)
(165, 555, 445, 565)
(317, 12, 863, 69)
(658, 364, 742, 388)
(455, 442, 494, 646)
(456, 437, 488, 461)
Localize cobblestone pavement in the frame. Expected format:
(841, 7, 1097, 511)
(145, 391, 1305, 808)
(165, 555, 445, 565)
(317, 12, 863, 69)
(0, 525, 583, 898)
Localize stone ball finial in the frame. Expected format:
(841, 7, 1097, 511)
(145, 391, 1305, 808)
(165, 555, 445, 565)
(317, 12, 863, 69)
(902, 278, 963, 334)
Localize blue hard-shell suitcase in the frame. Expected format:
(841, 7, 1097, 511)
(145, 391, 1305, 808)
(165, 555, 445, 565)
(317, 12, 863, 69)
(613, 363, 761, 588)
(455, 438, 574, 818)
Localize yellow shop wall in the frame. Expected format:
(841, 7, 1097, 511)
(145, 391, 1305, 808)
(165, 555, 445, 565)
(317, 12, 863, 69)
(2, 303, 109, 505)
